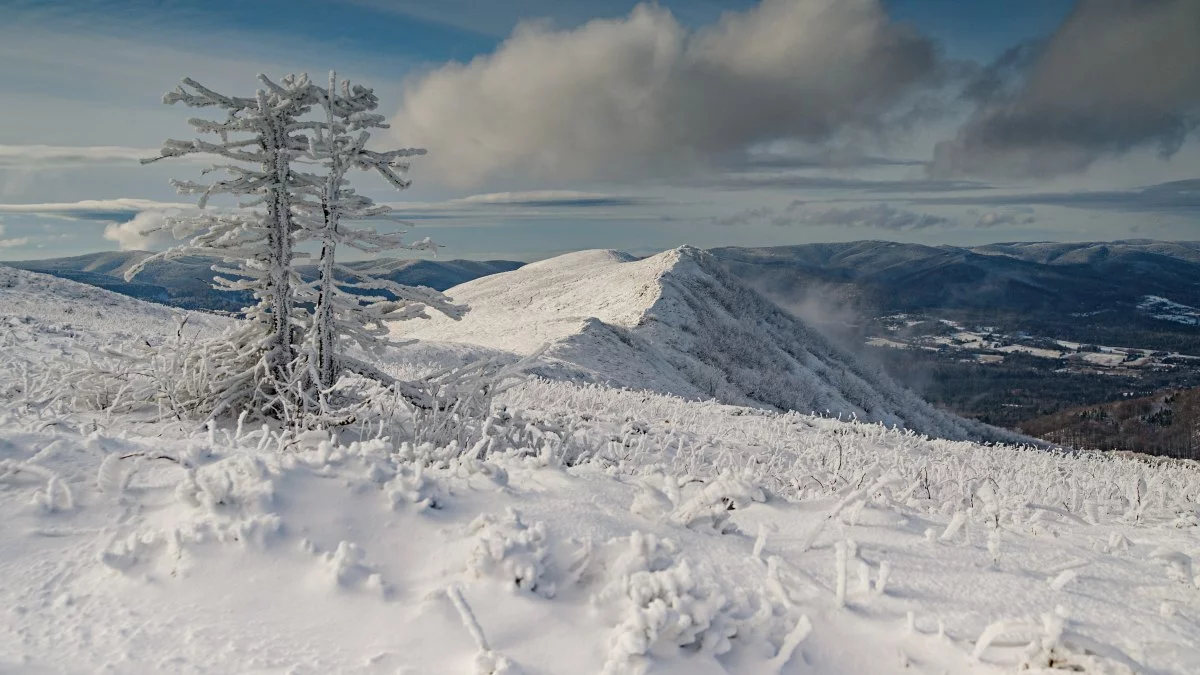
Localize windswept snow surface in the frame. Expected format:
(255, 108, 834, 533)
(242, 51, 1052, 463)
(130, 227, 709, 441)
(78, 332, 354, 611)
(395, 247, 1007, 442)
(5, 267, 1200, 674)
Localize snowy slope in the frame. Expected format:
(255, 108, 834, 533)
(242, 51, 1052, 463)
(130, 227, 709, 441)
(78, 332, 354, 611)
(0, 264, 230, 398)
(4, 265, 1200, 673)
(396, 247, 1007, 441)
(0, 265, 229, 345)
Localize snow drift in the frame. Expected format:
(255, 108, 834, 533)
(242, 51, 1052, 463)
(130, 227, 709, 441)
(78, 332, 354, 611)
(397, 247, 1004, 441)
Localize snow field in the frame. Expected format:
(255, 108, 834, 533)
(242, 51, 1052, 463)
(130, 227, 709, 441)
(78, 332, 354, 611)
(3, 267, 1200, 673)
(3, 372, 1200, 673)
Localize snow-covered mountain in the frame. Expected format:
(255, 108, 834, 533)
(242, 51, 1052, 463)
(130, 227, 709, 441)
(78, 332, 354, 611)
(396, 247, 1011, 441)
(4, 251, 523, 312)
(4, 265, 1200, 674)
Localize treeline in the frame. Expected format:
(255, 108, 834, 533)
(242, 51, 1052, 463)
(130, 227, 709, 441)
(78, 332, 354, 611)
(1019, 388, 1200, 459)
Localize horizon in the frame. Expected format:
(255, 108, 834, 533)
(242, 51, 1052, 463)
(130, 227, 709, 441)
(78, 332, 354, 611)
(6, 236, 1200, 266)
(1, 0, 1197, 261)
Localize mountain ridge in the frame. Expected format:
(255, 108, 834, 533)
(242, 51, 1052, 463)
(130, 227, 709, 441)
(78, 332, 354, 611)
(396, 246, 1017, 442)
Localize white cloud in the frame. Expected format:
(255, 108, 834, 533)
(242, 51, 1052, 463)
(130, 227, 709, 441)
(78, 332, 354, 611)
(0, 223, 30, 249)
(102, 210, 183, 251)
(392, 0, 938, 186)
(0, 145, 160, 169)
(0, 199, 195, 251)
(973, 209, 1036, 228)
(780, 203, 951, 230)
(710, 206, 777, 227)
(454, 190, 638, 206)
(0, 198, 193, 217)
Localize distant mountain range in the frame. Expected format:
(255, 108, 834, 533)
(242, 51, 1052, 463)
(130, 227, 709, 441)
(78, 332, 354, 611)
(2, 251, 523, 313)
(10, 240, 1200, 321)
(710, 239, 1200, 317)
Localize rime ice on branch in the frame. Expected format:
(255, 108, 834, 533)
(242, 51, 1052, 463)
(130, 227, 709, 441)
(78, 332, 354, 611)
(294, 72, 464, 396)
(128, 73, 463, 423)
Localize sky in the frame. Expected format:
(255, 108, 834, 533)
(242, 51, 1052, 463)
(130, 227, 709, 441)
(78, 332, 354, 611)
(0, 0, 1197, 262)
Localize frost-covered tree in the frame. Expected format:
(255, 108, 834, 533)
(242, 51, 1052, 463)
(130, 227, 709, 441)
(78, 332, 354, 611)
(295, 73, 464, 399)
(128, 73, 463, 423)
(132, 74, 322, 418)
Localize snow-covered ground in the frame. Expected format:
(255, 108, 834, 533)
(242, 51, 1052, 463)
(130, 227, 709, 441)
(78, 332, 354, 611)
(4, 267, 1200, 674)
(1139, 296, 1200, 326)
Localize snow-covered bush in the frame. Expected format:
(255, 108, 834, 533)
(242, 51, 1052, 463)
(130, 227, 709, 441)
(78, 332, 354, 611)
(385, 464, 444, 511)
(670, 469, 766, 533)
(975, 609, 1142, 674)
(319, 541, 389, 596)
(467, 508, 555, 597)
(593, 531, 757, 674)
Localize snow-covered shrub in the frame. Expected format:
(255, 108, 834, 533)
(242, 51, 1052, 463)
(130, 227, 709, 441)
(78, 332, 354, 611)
(99, 530, 167, 572)
(385, 464, 443, 511)
(176, 455, 274, 515)
(319, 541, 389, 596)
(0, 459, 74, 513)
(446, 584, 525, 675)
(467, 508, 555, 597)
(593, 531, 753, 674)
(503, 378, 1200, 534)
(173, 454, 282, 547)
(670, 469, 766, 533)
(973, 608, 1143, 674)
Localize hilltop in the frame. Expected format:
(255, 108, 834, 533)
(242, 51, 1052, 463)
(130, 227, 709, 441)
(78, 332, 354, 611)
(396, 247, 1010, 441)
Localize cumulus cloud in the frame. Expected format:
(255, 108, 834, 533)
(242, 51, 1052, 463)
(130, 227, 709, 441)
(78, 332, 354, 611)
(0, 145, 159, 169)
(779, 203, 950, 230)
(101, 210, 185, 251)
(0, 237, 31, 249)
(931, 0, 1200, 178)
(392, 0, 939, 186)
(0, 199, 195, 251)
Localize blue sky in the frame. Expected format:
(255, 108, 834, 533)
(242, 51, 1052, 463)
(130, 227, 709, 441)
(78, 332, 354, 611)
(0, 0, 1196, 261)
